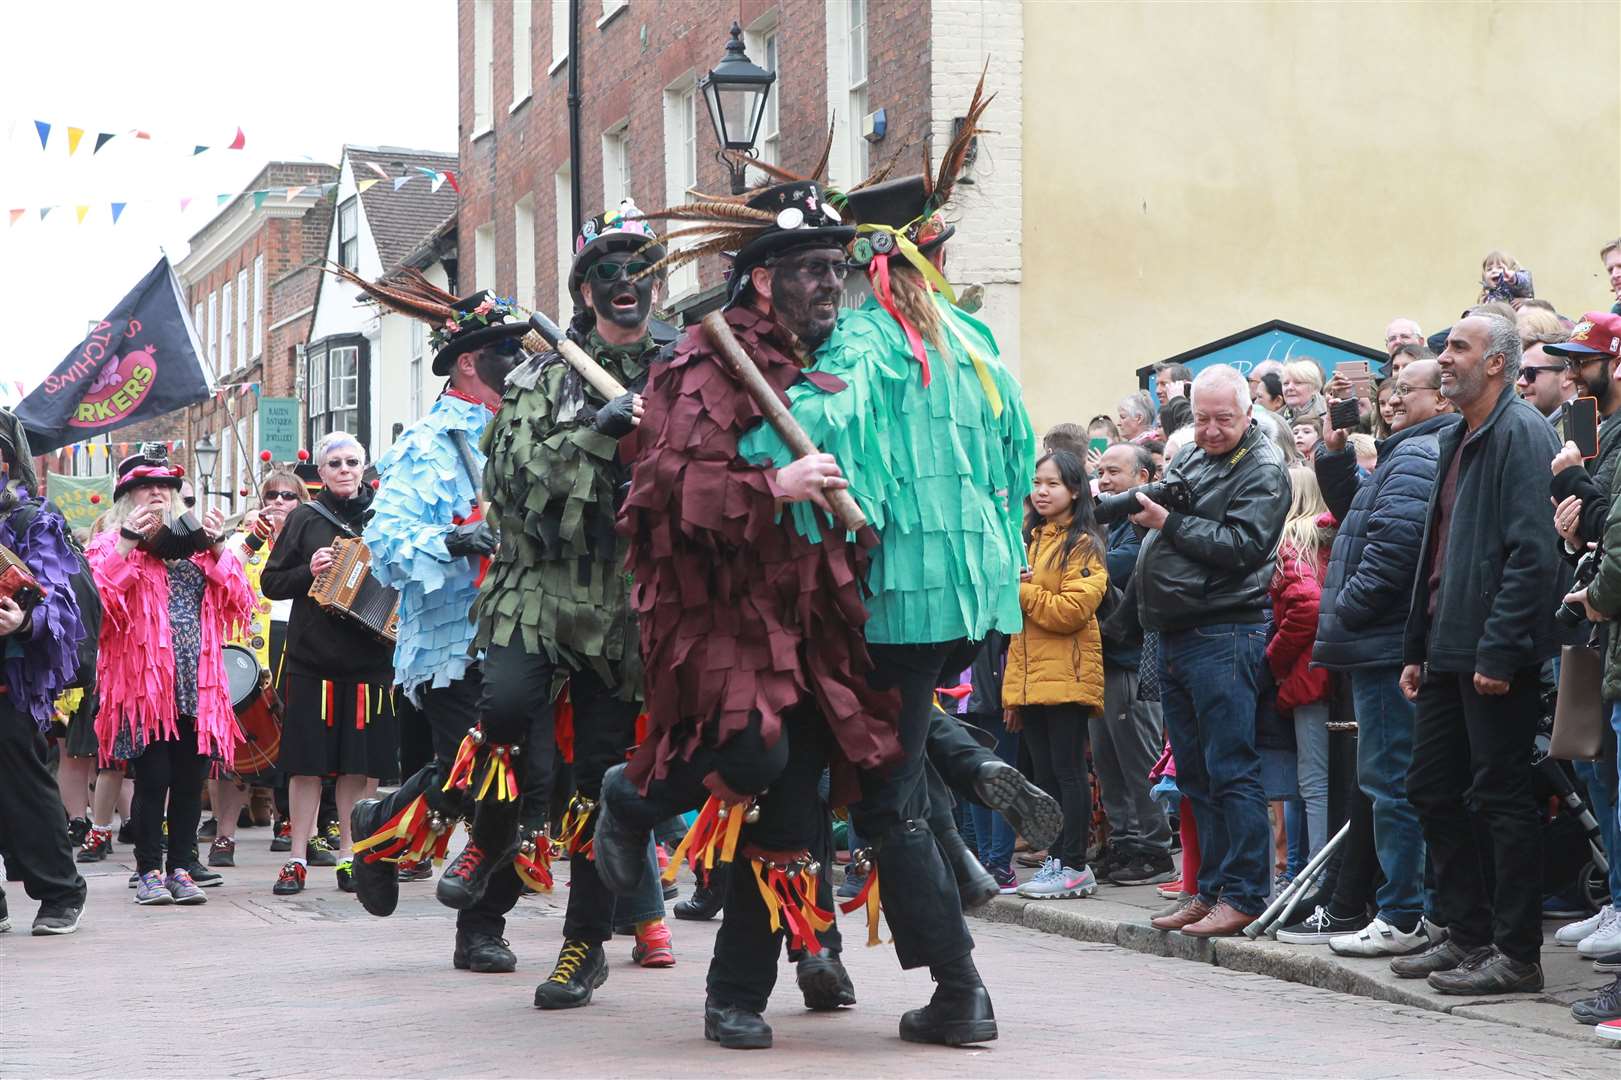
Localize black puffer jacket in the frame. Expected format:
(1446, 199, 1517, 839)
(1137, 421, 1290, 634)
(1403, 386, 1561, 679)
(1312, 413, 1458, 671)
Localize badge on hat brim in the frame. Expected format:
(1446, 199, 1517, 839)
(777, 207, 805, 230)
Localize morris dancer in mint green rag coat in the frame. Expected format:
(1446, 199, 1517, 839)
(738, 136, 1038, 1045)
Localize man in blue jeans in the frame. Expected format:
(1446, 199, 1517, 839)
(1312, 358, 1456, 956)
(1131, 365, 1290, 938)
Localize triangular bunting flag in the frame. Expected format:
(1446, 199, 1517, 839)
(74, 205, 89, 224)
(39, 207, 52, 221)
(66, 127, 85, 155)
(134, 131, 151, 140)
(228, 127, 245, 150)
(430, 172, 446, 194)
(110, 202, 126, 224)
(284, 186, 305, 203)
(217, 193, 230, 205)
(94, 132, 116, 154)
(180, 197, 192, 212)
(414, 166, 438, 178)
(252, 190, 268, 209)
(357, 178, 380, 193)
(365, 162, 390, 179)
(194, 145, 209, 155)
(392, 176, 411, 191)
(8, 209, 23, 227)
(319, 182, 339, 194)
(34, 120, 50, 149)
(444, 171, 461, 194)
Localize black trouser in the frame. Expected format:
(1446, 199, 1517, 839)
(849, 642, 973, 970)
(0, 698, 86, 909)
(131, 716, 210, 875)
(707, 704, 835, 1012)
(1407, 666, 1543, 964)
(1327, 786, 1380, 920)
(364, 670, 520, 934)
(478, 641, 647, 944)
(1021, 703, 1092, 869)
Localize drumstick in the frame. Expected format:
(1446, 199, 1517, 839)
(524, 312, 629, 400)
(699, 311, 868, 534)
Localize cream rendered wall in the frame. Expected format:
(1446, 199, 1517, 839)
(1022, 0, 1621, 433)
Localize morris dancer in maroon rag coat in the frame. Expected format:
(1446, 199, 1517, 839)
(592, 172, 903, 1050)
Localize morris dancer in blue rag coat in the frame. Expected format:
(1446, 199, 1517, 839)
(338, 269, 531, 974)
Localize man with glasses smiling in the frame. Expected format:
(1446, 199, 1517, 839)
(1310, 359, 1456, 958)
(1516, 335, 1576, 420)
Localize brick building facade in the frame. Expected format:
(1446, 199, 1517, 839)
(175, 162, 337, 515)
(455, 0, 940, 323)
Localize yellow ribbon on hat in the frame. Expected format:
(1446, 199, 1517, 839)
(854, 223, 1003, 417)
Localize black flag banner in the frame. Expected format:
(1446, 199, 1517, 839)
(17, 256, 211, 453)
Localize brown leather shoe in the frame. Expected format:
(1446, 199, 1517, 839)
(1151, 896, 1212, 931)
(1181, 900, 1257, 938)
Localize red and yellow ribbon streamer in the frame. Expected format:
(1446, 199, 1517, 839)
(352, 793, 452, 865)
(556, 795, 598, 858)
(749, 858, 834, 954)
(837, 863, 885, 947)
(442, 730, 480, 793)
(666, 795, 748, 883)
(515, 839, 554, 892)
(475, 745, 518, 803)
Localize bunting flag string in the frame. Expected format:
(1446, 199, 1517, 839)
(21, 119, 246, 156)
(7, 172, 457, 226)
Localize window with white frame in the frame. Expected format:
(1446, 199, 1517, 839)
(512, 0, 533, 106)
(745, 19, 780, 172)
(473, 0, 495, 131)
(327, 345, 360, 435)
(409, 321, 425, 421)
(550, 0, 568, 69)
(553, 162, 572, 318)
(824, 1, 870, 186)
(193, 300, 204, 343)
(310, 349, 327, 420)
(515, 195, 537, 310)
(600, 0, 626, 21)
(601, 122, 630, 209)
(662, 77, 699, 297)
(207, 290, 218, 371)
(475, 222, 497, 291)
(221, 281, 234, 371)
(236, 268, 248, 368)
(252, 254, 265, 358)
(338, 198, 359, 271)
(847, 0, 869, 179)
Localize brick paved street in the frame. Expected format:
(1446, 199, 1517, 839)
(3, 827, 1617, 1078)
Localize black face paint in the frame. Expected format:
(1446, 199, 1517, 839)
(473, 341, 520, 394)
(585, 252, 656, 331)
(770, 247, 846, 349)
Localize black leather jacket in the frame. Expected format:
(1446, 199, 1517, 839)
(1135, 421, 1290, 634)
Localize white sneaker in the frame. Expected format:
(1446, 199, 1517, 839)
(1015, 859, 1098, 899)
(1558, 904, 1611, 947)
(1329, 915, 1435, 957)
(1579, 905, 1621, 957)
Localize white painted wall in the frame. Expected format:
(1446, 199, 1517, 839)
(930, 0, 1022, 375)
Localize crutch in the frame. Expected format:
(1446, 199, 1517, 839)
(1244, 820, 1351, 939)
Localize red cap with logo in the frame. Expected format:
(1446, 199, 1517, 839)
(1546, 312, 1621, 361)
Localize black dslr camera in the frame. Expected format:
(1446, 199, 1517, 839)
(1094, 477, 1195, 526)
(1556, 548, 1600, 628)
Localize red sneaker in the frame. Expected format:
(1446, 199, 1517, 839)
(1598, 1018, 1621, 1043)
(632, 921, 675, 968)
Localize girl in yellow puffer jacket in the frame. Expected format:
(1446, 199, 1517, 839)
(1004, 449, 1109, 899)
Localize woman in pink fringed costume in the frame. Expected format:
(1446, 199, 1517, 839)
(89, 445, 252, 908)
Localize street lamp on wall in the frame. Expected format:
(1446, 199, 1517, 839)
(193, 432, 233, 507)
(698, 21, 777, 195)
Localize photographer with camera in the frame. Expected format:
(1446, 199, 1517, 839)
(1133, 365, 1290, 938)
(1309, 358, 1456, 957)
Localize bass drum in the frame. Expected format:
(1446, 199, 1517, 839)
(222, 643, 282, 776)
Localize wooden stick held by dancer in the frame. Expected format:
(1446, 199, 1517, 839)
(524, 312, 628, 400)
(699, 311, 868, 535)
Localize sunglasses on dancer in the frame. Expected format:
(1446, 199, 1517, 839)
(324, 456, 363, 469)
(263, 490, 300, 503)
(586, 260, 654, 283)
